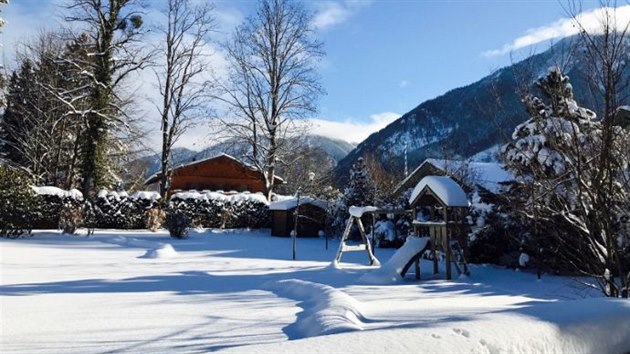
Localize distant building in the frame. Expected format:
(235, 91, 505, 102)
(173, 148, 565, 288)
(393, 158, 514, 201)
(145, 154, 284, 195)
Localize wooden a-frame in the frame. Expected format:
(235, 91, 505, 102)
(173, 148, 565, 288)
(334, 215, 378, 266)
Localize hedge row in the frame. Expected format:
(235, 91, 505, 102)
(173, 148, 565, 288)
(28, 188, 270, 231)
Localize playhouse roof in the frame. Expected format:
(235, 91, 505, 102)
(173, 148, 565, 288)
(408, 175, 469, 208)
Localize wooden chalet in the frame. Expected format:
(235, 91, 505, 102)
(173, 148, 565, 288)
(145, 154, 284, 194)
(269, 197, 327, 237)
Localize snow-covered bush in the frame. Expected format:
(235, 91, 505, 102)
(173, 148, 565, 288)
(31, 187, 84, 230)
(91, 190, 161, 229)
(166, 210, 190, 239)
(0, 166, 36, 237)
(373, 218, 401, 248)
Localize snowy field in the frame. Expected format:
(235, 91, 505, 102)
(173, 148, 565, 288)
(1, 229, 630, 353)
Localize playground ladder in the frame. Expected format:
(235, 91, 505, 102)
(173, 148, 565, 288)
(450, 239, 470, 276)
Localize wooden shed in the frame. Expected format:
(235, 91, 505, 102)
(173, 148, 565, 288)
(269, 197, 327, 237)
(145, 153, 284, 195)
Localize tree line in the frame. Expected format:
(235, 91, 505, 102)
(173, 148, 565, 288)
(0, 0, 324, 202)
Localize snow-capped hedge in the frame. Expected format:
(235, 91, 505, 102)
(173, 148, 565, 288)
(31, 186, 85, 229)
(169, 191, 270, 229)
(90, 189, 162, 229)
(26, 187, 271, 231)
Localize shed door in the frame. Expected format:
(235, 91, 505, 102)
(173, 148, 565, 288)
(272, 211, 287, 236)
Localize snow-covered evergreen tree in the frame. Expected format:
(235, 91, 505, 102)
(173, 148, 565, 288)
(501, 67, 630, 297)
(344, 157, 375, 207)
(503, 67, 600, 178)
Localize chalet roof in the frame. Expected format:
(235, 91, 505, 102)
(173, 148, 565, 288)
(144, 153, 284, 185)
(269, 196, 327, 211)
(408, 175, 469, 208)
(394, 158, 514, 196)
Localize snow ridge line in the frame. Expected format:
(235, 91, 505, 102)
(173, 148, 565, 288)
(262, 279, 366, 338)
(100, 236, 178, 259)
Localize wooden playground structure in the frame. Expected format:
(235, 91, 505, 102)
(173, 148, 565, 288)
(335, 176, 470, 281)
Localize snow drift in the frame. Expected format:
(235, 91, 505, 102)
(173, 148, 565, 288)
(263, 279, 367, 338)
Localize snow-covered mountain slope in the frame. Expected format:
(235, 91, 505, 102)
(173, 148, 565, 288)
(334, 36, 629, 183)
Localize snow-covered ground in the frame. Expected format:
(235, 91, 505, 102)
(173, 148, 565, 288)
(1, 229, 629, 353)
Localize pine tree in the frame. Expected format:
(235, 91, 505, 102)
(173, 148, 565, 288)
(345, 157, 375, 207)
(1, 33, 88, 188)
(2, 62, 37, 167)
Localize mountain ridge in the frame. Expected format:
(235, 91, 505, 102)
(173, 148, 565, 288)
(334, 36, 616, 184)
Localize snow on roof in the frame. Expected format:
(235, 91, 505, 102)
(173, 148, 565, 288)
(408, 175, 469, 207)
(171, 190, 269, 204)
(397, 158, 514, 194)
(32, 186, 83, 200)
(269, 197, 327, 211)
(427, 159, 514, 194)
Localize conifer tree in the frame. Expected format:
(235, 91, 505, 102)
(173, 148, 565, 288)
(345, 157, 375, 207)
(502, 67, 630, 297)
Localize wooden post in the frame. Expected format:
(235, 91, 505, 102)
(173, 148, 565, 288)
(356, 218, 377, 265)
(432, 226, 438, 275)
(371, 213, 376, 255)
(412, 208, 417, 236)
(414, 258, 420, 280)
(444, 206, 452, 280)
(335, 216, 354, 263)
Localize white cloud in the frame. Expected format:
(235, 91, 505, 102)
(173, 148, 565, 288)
(307, 112, 400, 144)
(399, 79, 409, 88)
(311, 0, 372, 31)
(482, 5, 630, 57)
(1, 0, 66, 66)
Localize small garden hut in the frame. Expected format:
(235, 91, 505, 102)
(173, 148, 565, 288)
(269, 197, 327, 237)
(409, 175, 470, 279)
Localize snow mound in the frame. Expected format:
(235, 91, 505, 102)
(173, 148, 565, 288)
(140, 244, 178, 259)
(32, 186, 83, 200)
(100, 236, 177, 259)
(360, 237, 430, 284)
(263, 279, 366, 338)
(348, 206, 378, 217)
(130, 191, 161, 201)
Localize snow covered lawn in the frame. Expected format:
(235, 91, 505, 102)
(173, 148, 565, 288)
(2, 229, 629, 353)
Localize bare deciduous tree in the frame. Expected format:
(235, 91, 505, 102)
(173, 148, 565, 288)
(155, 0, 215, 200)
(566, 1, 630, 297)
(216, 0, 324, 200)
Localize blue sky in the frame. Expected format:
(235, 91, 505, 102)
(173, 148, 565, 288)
(0, 0, 608, 148)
